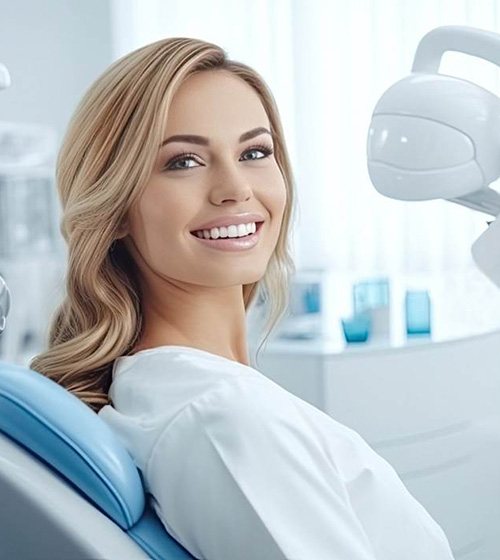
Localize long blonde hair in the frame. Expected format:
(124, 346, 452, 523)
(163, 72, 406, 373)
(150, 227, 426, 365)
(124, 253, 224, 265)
(29, 37, 297, 414)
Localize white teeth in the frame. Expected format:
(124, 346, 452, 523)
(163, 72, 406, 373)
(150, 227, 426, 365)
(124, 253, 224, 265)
(194, 222, 258, 240)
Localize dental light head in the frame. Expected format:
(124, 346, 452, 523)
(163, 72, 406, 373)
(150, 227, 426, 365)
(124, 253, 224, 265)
(367, 25, 500, 288)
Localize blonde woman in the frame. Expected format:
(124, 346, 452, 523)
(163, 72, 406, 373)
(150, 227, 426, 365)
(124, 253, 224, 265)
(30, 38, 455, 560)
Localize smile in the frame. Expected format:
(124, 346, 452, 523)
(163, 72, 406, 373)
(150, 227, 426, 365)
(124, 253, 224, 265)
(190, 221, 264, 252)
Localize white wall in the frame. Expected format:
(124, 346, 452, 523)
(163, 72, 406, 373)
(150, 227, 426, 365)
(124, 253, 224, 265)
(0, 0, 113, 148)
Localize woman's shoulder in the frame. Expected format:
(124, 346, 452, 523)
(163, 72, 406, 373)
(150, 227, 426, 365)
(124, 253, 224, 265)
(109, 345, 366, 458)
(184, 372, 354, 446)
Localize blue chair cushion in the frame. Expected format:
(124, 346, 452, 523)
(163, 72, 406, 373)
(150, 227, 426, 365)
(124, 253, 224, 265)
(0, 360, 197, 559)
(130, 499, 196, 559)
(0, 360, 145, 528)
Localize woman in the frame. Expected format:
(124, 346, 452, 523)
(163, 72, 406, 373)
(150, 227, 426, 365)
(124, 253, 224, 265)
(30, 37, 455, 559)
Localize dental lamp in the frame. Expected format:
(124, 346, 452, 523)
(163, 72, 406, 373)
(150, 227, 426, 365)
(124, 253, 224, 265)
(367, 25, 500, 288)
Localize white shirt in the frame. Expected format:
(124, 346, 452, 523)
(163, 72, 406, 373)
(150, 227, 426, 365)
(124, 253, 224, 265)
(98, 345, 455, 560)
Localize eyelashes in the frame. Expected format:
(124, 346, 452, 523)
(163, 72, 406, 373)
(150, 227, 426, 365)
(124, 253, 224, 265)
(163, 143, 274, 171)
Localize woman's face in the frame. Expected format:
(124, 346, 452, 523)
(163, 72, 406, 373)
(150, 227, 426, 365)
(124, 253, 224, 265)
(122, 69, 287, 289)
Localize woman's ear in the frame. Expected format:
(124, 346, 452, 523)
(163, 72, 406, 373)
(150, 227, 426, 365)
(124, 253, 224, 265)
(116, 220, 129, 239)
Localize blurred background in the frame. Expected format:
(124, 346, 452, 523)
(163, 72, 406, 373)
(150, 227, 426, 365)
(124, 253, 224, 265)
(3, 0, 500, 364)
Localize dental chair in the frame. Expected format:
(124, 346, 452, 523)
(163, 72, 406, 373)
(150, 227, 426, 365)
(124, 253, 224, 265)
(0, 350, 196, 559)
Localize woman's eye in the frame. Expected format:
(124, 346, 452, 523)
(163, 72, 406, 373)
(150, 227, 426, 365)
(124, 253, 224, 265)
(241, 146, 274, 161)
(164, 145, 274, 171)
(166, 154, 198, 171)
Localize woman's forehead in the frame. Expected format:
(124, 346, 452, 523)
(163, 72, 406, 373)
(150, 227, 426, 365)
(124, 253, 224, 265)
(164, 72, 268, 133)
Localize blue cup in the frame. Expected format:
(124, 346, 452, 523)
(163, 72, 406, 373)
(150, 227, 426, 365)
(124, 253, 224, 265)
(405, 290, 431, 335)
(341, 311, 372, 343)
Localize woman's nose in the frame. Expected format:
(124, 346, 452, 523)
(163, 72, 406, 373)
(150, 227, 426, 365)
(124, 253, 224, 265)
(209, 164, 254, 203)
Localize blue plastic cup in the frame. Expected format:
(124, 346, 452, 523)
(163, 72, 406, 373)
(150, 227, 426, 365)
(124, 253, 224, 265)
(341, 311, 372, 343)
(405, 290, 431, 335)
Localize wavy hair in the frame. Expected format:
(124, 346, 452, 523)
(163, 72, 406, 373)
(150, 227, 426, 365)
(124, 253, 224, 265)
(29, 37, 297, 414)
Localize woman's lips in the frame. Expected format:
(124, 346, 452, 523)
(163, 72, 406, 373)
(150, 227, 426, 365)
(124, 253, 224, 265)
(190, 221, 264, 235)
(190, 221, 264, 252)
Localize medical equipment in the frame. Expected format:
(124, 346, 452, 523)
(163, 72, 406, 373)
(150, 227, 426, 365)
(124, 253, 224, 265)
(0, 277, 9, 335)
(0, 361, 196, 559)
(0, 64, 10, 90)
(0, 63, 63, 364)
(0, 64, 10, 341)
(367, 25, 500, 289)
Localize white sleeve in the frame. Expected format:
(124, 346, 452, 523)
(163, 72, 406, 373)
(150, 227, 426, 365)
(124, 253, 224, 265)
(144, 376, 378, 560)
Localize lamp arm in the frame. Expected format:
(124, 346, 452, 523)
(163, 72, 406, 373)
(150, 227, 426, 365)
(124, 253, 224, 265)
(447, 187, 500, 217)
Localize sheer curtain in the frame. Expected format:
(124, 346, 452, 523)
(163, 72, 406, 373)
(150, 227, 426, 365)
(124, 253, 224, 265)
(110, 0, 500, 331)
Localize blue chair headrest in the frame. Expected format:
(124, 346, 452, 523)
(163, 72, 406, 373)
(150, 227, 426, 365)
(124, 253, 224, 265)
(0, 360, 145, 529)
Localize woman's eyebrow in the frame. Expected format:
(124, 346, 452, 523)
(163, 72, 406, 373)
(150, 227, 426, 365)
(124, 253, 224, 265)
(159, 127, 271, 149)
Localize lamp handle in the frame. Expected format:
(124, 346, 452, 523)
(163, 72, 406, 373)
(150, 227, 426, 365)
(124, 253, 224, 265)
(412, 25, 500, 74)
